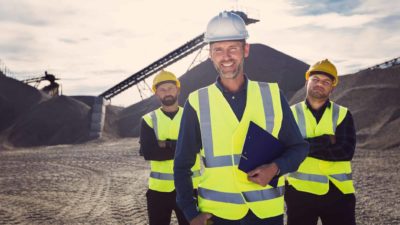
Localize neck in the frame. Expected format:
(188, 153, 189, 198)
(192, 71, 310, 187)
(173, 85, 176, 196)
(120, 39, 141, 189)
(161, 103, 179, 112)
(306, 96, 328, 111)
(220, 74, 245, 93)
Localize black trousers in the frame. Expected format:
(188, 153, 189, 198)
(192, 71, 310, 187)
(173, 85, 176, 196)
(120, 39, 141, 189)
(146, 189, 189, 225)
(285, 182, 355, 225)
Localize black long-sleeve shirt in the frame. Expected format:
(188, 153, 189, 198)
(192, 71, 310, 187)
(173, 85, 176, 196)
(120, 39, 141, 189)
(305, 100, 356, 161)
(139, 109, 178, 161)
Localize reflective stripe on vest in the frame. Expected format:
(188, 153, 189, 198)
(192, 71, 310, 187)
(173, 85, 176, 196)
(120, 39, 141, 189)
(331, 173, 352, 181)
(198, 82, 276, 168)
(289, 172, 328, 183)
(198, 186, 284, 204)
(150, 172, 174, 180)
(150, 111, 159, 140)
(294, 102, 340, 138)
(151, 170, 202, 181)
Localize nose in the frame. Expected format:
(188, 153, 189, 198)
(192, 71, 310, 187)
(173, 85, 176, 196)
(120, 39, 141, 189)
(221, 50, 232, 60)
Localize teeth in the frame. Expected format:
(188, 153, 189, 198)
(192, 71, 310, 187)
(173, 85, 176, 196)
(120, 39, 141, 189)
(222, 62, 233, 67)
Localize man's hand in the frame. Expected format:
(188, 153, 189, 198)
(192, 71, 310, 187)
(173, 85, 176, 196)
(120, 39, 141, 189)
(247, 163, 279, 187)
(190, 212, 213, 225)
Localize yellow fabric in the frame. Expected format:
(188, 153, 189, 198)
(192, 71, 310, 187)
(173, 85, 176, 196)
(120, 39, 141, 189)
(188, 80, 285, 220)
(288, 101, 355, 195)
(143, 107, 201, 192)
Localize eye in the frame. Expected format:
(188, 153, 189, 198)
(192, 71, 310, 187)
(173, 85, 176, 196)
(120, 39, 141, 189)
(213, 48, 223, 54)
(229, 47, 239, 53)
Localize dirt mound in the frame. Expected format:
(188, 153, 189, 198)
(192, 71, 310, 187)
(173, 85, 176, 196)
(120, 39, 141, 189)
(117, 43, 309, 137)
(290, 65, 400, 150)
(5, 95, 91, 147)
(117, 96, 159, 137)
(0, 76, 49, 133)
(103, 104, 125, 138)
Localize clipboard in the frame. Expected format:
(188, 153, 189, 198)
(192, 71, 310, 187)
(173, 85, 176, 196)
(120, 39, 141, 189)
(238, 121, 283, 187)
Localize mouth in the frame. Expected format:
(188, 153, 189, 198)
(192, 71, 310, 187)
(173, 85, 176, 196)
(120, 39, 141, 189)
(221, 61, 234, 67)
(313, 87, 324, 92)
(220, 61, 235, 71)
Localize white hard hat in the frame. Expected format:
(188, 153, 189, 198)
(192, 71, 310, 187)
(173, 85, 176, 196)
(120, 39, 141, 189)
(204, 11, 249, 43)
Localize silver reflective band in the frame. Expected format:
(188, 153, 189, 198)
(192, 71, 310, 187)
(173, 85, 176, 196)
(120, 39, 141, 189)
(192, 170, 201, 177)
(295, 103, 307, 138)
(202, 154, 241, 168)
(198, 83, 276, 168)
(199, 186, 284, 204)
(242, 186, 284, 202)
(150, 111, 159, 140)
(258, 82, 275, 133)
(332, 103, 340, 133)
(330, 173, 352, 181)
(150, 172, 174, 180)
(288, 172, 328, 183)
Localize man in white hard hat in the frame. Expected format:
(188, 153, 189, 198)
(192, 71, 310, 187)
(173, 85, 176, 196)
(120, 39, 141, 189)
(174, 11, 309, 225)
(140, 70, 201, 225)
(285, 59, 356, 225)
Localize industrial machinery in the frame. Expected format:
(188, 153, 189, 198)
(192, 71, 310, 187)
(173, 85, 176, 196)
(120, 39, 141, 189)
(22, 71, 60, 97)
(99, 11, 259, 100)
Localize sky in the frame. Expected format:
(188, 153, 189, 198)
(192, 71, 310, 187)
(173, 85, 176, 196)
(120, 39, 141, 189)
(1, 0, 399, 106)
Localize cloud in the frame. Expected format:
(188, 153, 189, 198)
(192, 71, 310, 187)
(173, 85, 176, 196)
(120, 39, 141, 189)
(0, 0, 399, 106)
(289, 0, 362, 16)
(0, 4, 48, 26)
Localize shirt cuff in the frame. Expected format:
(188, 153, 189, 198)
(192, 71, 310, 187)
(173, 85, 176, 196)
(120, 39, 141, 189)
(182, 203, 200, 222)
(273, 158, 289, 175)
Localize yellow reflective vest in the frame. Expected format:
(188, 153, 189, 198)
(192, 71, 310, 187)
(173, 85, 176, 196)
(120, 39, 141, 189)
(143, 107, 201, 192)
(188, 80, 285, 220)
(287, 101, 355, 195)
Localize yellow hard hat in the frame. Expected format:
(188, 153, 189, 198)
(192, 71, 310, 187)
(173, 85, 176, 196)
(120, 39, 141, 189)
(305, 59, 338, 86)
(152, 70, 180, 92)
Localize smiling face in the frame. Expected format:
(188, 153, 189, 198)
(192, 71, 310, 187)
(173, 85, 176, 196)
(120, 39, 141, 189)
(209, 40, 249, 80)
(306, 74, 335, 100)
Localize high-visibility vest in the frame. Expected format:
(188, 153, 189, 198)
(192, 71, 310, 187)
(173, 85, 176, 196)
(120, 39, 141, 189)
(287, 101, 355, 195)
(143, 107, 201, 192)
(188, 80, 285, 220)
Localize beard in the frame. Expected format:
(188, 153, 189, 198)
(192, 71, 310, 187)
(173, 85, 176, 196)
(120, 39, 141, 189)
(161, 95, 177, 106)
(308, 87, 330, 99)
(214, 58, 244, 79)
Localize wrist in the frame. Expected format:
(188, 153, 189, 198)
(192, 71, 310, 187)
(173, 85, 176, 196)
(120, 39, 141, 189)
(272, 162, 280, 176)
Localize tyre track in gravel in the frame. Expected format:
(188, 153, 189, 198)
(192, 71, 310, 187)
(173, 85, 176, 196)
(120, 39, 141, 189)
(1, 138, 398, 224)
(0, 138, 153, 225)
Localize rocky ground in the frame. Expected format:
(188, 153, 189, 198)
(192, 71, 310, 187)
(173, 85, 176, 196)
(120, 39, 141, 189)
(0, 138, 399, 225)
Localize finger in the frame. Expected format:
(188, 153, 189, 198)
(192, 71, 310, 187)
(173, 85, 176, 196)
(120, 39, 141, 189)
(247, 168, 260, 177)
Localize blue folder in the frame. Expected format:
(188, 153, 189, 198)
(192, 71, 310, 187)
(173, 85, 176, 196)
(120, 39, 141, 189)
(238, 121, 284, 187)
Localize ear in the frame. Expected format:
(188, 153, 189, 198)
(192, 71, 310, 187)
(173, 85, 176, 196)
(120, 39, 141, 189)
(244, 43, 250, 58)
(208, 43, 213, 59)
(330, 86, 336, 94)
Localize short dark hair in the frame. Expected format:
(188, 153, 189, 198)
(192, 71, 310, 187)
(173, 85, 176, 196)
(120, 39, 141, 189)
(155, 80, 177, 89)
(309, 71, 335, 82)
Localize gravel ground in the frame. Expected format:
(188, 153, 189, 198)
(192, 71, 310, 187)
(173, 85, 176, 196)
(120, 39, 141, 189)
(0, 138, 398, 225)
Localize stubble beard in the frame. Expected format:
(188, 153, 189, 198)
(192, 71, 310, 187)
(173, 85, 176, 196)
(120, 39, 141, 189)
(215, 58, 244, 80)
(161, 95, 177, 106)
